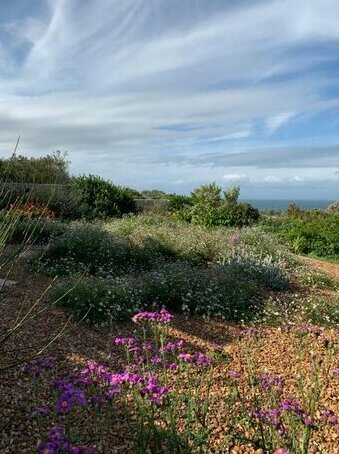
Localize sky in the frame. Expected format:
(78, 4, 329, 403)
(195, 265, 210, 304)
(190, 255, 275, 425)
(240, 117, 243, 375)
(0, 0, 339, 199)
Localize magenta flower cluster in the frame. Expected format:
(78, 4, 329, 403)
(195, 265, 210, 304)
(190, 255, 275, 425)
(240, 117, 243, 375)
(141, 377, 169, 404)
(132, 309, 173, 324)
(114, 337, 135, 345)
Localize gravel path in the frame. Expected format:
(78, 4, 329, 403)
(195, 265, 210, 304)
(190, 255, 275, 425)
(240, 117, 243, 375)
(298, 256, 339, 281)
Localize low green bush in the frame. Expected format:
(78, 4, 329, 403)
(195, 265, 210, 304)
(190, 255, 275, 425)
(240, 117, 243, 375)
(0, 212, 69, 244)
(51, 261, 261, 325)
(33, 223, 175, 276)
(218, 252, 289, 290)
(105, 216, 293, 266)
(262, 211, 339, 259)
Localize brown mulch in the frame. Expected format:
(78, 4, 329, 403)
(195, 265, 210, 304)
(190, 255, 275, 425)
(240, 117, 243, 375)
(0, 251, 338, 453)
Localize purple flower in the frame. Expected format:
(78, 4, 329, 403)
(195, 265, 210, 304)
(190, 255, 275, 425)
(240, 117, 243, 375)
(333, 369, 339, 376)
(108, 373, 126, 386)
(299, 323, 323, 336)
(151, 355, 162, 365)
(24, 356, 55, 376)
(142, 377, 169, 404)
(52, 379, 74, 392)
(167, 362, 178, 370)
(194, 353, 213, 367)
(114, 337, 135, 345)
(274, 449, 290, 454)
(252, 408, 282, 428)
(142, 342, 153, 351)
(229, 370, 241, 379)
(178, 353, 195, 362)
(71, 389, 87, 407)
(127, 345, 141, 352)
(56, 394, 73, 414)
(39, 425, 70, 452)
(148, 386, 168, 404)
(178, 352, 212, 367)
(38, 441, 59, 454)
(80, 361, 107, 376)
(48, 425, 65, 442)
(279, 400, 304, 414)
(328, 416, 339, 425)
(122, 372, 143, 385)
(303, 416, 314, 427)
(132, 309, 173, 324)
(36, 356, 55, 369)
(256, 374, 284, 392)
(105, 386, 121, 398)
(320, 408, 339, 425)
(161, 339, 184, 353)
(39, 425, 95, 454)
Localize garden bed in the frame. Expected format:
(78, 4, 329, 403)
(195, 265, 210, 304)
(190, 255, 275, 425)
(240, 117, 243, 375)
(0, 252, 338, 453)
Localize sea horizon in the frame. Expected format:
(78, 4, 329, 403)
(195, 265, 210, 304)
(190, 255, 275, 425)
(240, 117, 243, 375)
(240, 199, 335, 211)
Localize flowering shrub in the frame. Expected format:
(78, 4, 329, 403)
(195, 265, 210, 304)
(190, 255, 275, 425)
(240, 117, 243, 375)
(218, 250, 289, 290)
(51, 262, 260, 324)
(33, 223, 172, 276)
(24, 311, 338, 453)
(10, 202, 55, 220)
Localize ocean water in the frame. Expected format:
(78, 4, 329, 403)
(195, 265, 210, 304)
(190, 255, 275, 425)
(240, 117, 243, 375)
(241, 199, 335, 212)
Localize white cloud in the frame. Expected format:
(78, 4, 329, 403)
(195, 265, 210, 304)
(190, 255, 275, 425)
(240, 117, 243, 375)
(0, 0, 339, 198)
(265, 112, 296, 134)
(223, 174, 247, 181)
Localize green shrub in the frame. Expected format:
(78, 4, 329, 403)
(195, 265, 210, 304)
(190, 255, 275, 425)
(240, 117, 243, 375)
(51, 261, 261, 325)
(52, 276, 139, 323)
(262, 212, 339, 258)
(187, 183, 259, 227)
(0, 211, 69, 244)
(33, 223, 174, 276)
(0, 151, 70, 184)
(73, 175, 136, 220)
(217, 252, 289, 290)
(105, 216, 293, 266)
(0, 183, 81, 220)
(166, 194, 193, 212)
(201, 202, 260, 227)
